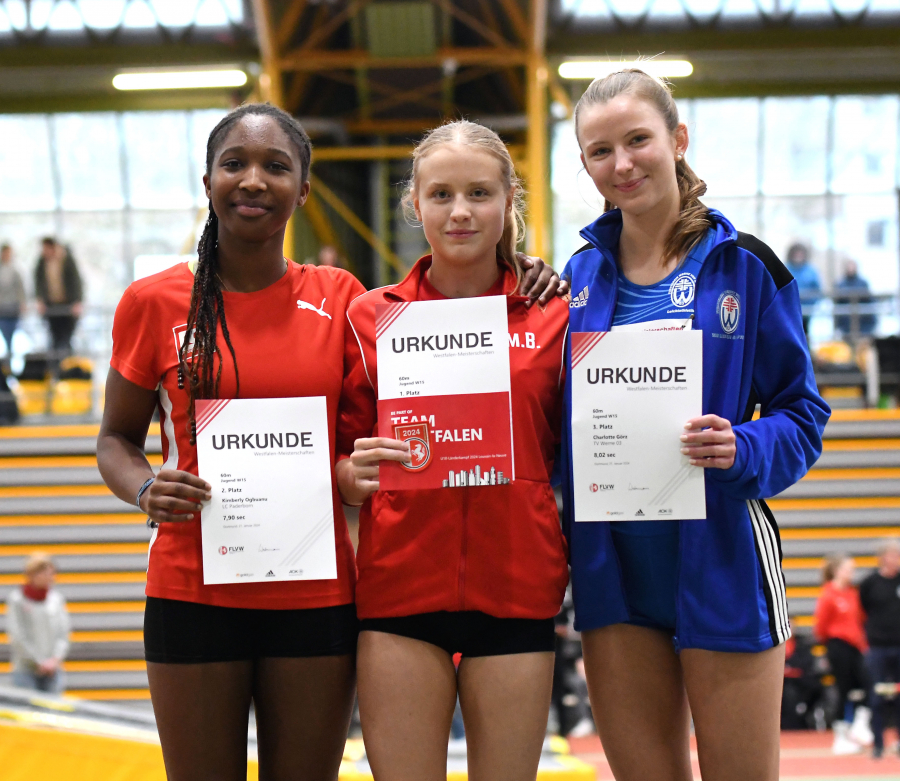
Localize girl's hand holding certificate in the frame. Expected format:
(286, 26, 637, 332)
(680, 414, 736, 470)
(139, 469, 211, 524)
(337, 437, 411, 506)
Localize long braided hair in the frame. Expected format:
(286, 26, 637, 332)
(177, 103, 312, 445)
(573, 69, 712, 266)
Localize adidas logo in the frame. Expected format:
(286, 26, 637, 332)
(635, 509, 645, 517)
(265, 570, 275, 577)
(570, 285, 589, 308)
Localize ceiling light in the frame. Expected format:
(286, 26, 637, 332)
(113, 69, 248, 90)
(558, 60, 693, 80)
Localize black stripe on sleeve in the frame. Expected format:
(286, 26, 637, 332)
(571, 242, 593, 258)
(736, 232, 794, 291)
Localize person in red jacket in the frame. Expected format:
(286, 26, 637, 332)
(815, 554, 872, 754)
(337, 120, 570, 781)
(97, 104, 365, 781)
(96, 104, 564, 781)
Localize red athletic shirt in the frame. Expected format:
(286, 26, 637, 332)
(340, 257, 570, 620)
(111, 261, 365, 609)
(814, 581, 868, 652)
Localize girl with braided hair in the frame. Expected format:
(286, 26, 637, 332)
(97, 103, 363, 781)
(559, 70, 829, 780)
(97, 103, 564, 780)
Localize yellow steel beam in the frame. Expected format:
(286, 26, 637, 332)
(496, 0, 530, 44)
(435, 0, 512, 49)
(303, 191, 347, 261)
(354, 66, 495, 119)
(474, 0, 525, 105)
(314, 143, 526, 162)
(286, 72, 313, 114)
(297, 0, 372, 52)
(525, 0, 549, 260)
(276, 0, 311, 52)
(314, 146, 415, 161)
(249, 0, 295, 258)
(318, 69, 443, 113)
(550, 75, 573, 118)
(249, 0, 283, 105)
(309, 173, 405, 274)
(280, 47, 528, 72)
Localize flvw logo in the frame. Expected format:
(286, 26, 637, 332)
(717, 290, 741, 334)
(669, 273, 695, 308)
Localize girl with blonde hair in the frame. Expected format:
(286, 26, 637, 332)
(338, 120, 570, 781)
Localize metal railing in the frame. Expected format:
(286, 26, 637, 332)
(2, 304, 115, 422)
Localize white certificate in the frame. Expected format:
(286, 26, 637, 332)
(571, 329, 706, 522)
(196, 397, 337, 584)
(376, 295, 511, 399)
(374, 296, 514, 491)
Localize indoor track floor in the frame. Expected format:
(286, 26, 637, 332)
(568, 731, 900, 779)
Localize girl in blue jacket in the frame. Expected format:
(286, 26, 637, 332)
(560, 70, 830, 781)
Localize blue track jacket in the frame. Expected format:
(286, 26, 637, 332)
(560, 209, 831, 652)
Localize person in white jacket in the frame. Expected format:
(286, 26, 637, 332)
(7, 554, 69, 694)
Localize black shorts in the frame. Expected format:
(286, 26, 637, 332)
(359, 611, 555, 657)
(144, 597, 359, 663)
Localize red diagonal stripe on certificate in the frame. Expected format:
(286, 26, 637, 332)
(571, 332, 607, 368)
(375, 302, 411, 340)
(195, 398, 228, 429)
(195, 399, 231, 436)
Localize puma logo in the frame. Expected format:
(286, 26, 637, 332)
(297, 298, 331, 319)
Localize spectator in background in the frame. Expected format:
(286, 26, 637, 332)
(860, 540, 900, 758)
(785, 243, 821, 334)
(7, 553, 70, 694)
(815, 554, 873, 754)
(317, 244, 343, 269)
(834, 260, 876, 339)
(0, 243, 25, 359)
(34, 238, 83, 356)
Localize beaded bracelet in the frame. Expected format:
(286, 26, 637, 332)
(136, 477, 155, 507)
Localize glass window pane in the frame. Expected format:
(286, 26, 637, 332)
(0, 212, 57, 296)
(77, 0, 126, 29)
(149, 0, 198, 26)
(561, 0, 613, 19)
(189, 109, 227, 205)
(130, 209, 199, 273)
(121, 0, 158, 29)
(123, 112, 193, 209)
(760, 195, 831, 284)
(832, 194, 899, 295)
(703, 195, 761, 237)
(831, 96, 898, 195)
(54, 113, 124, 210)
(29, 0, 52, 29)
(47, 0, 84, 30)
(0, 115, 56, 211)
(761, 97, 830, 195)
(57, 210, 126, 307)
(5, 0, 27, 30)
(692, 98, 759, 197)
(551, 119, 605, 269)
(194, 0, 229, 25)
